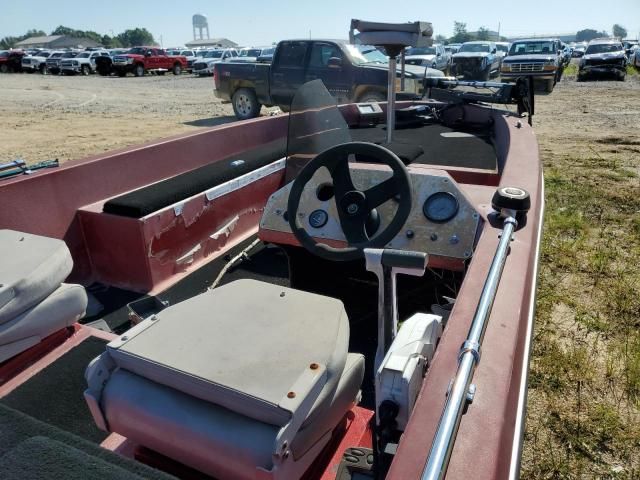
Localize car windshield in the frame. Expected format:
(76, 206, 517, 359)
(76, 52, 90, 58)
(51, 53, 63, 58)
(128, 47, 147, 55)
(167, 50, 180, 55)
(459, 43, 490, 53)
(62, 52, 76, 58)
(497, 44, 509, 52)
(261, 48, 275, 55)
(407, 46, 436, 56)
(585, 44, 622, 54)
(509, 41, 555, 55)
(346, 45, 387, 64)
(240, 49, 262, 57)
(0, 51, 7, 58)
(205, 51, 223, 58)
(181, 51, 192, 56)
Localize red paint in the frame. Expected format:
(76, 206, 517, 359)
(387, 111, 543, 480)
(0, 116, 287, 284)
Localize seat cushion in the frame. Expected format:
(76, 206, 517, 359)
(0, 283, 87, 362)
(106, 280, 349, 427)
(0, 230, 73, 325)
(100, 354, 364, 480)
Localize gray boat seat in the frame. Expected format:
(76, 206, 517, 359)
(85, 280, 365, 480)
(0, 230, 87, 362)
(349, 19, 434, 48)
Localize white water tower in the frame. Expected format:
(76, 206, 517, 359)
(193, 14, 210, 40)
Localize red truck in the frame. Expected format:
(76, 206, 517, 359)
(109, 47, 188, 77)
(0, 50, 25, 73)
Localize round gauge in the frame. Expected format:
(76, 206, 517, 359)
(423, 192, 459, 223)
(308, 209, 329, 228)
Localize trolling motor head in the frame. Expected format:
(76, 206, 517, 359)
(349, 20, 433, 143)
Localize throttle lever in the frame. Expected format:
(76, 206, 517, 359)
(364, 248, 428, 375)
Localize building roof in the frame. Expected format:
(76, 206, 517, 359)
(15, 35, 63, 47)
(185, 38, 238, 48)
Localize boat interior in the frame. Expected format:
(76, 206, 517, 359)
(0, 21, 543, 480)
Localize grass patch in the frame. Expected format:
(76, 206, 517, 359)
(522, 96, 640, 478)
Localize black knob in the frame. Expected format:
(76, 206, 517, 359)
(492, 186, 531, 213)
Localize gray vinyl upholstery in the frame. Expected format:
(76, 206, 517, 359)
(0, 230, 87, 362)
(0, 229, 73, 324)
(86, 280, 364, 480)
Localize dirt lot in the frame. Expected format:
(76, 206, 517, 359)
(0, 73, 277, 164)
(1, 69, 639, 477)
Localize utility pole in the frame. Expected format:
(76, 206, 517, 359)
(497, 22, 501, 40)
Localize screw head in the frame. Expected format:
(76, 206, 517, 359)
(287, 391, 296, 399)
(309, 363, 319, 370)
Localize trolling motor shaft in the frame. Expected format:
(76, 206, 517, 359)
(422, 186, 531, 480)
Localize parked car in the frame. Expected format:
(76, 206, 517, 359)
(631, 46, 640, 68)
(60, 50, 110, 75)
(572, 45, 586, 57)
(46, 50, 78, 74)
(213, 39, 443, 120)
(578, 38, 628, 81)
(192, 48, 238, 76)
(234, 47, 273, 63)
(499, 38, 564, 92)
(111, 47, 188, 77)
(0, 50, 25, 73)
(256, 47, 276, 63)
(450, 41, 501, 80)
(404, 44, 450, 73)
(21, 50, 51, 73)
(495, 42, 510, 63)
(623, 40, 639, 57)
(446, 43, 462, 54)
(167, 49, 198, 72)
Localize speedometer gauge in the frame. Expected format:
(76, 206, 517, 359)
(423, 192, 459, 223)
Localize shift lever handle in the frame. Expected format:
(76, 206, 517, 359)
(365, 248, 428, 375)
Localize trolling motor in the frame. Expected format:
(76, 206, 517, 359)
(422, 186, 530, 480)
(424, 76, 536, 125)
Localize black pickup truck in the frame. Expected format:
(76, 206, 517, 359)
(214, 39, 442, 119)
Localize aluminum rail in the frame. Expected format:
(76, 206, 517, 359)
(0, 159, 26, 173)
(422, 214, 518, 480)
(386, 55, 397, 144)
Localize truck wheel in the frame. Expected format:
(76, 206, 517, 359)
(81, 65, 90, 76)
(117, 70, 127, 77)
(617, 71, 626, 82)
(482, 68, 491, 81)
(172, 63, 182, 75)
(0, 64, 8, 74)
(359, 91, 385, 103)
(134, 64, 145, 77)
(545, 79, 555, 92)
(232, 88, 261, 120)
(39, 64, 47, 74)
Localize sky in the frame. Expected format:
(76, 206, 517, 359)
(2, 0, 639, 47)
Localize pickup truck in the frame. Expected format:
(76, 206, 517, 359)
(21, 50, 51, 73)
(404, 44, 450, 73)
(214, 39, 443, 120)
(450, 41, 501, 81)
(0, 50, 25, 73)
(60, 50, 111, 75)
(110, 47, 188, 77)
(500, 38, 564, 92)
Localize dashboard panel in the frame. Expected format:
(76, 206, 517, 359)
(259, 164, 481, 268)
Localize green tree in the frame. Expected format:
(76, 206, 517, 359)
(116, 28, 156, 47)
(451, 21, 471, 43)
(576, 28, 608, 42)
(612, 24, 627, 39)
(435, 34, 447, 45)
(476, 27, 490, 41)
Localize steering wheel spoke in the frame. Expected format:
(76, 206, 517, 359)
(364, 177, 401, 209)
(330, 156, 356, 194)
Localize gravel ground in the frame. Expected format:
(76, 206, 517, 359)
(0, 73, 278, 164)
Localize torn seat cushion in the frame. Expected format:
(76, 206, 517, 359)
(0, 283, 88, 363)
(0, 230, 73, 325)
(105, 279, 350, 427)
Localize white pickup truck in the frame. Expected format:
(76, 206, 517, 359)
(21, 50, 51, 73)
(60, 50, 110, 75)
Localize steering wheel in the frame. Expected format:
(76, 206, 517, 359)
(287, 142, 412, 261)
